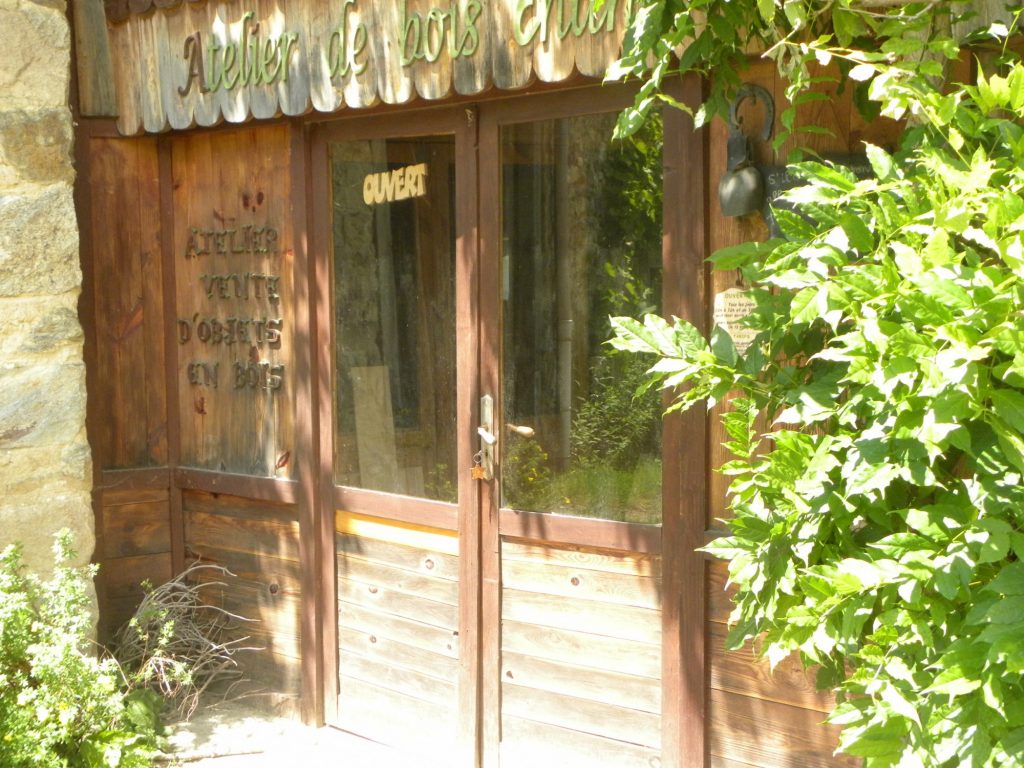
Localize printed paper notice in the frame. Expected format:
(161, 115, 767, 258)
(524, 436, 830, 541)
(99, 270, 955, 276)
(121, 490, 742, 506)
(713, 288, 757, 353)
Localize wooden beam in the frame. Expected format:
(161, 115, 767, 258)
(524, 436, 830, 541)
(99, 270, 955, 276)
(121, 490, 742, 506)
(662, 73, 709, 768)
(159, 137, 186, 578)
(174, 467, 300, 504)
(455, 104, 483, 768)
(291, 122, 323, 726)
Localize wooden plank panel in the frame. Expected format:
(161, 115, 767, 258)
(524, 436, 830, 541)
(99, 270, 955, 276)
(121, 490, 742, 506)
(709, 620, 833, 714)
(502, 682, 661, 748)
(336, 555, 459, 605)
(73, 0, 117, 116)
(109, 21, 143, 134)
(500, 650, 660, 713)
(408, 0, 453, 100)
(237, 647, 303, 695)
(337, 532, 459, 579)
(490, 0, 534, 89)
(103, 488, 170, 506)
(300, 0, 339, 113)
(453, 0, 491, 94)
(500, 716, 661, 768)
(101, 500, 171, 558)
(501, 618, 660, 679)
(183, 489, 298, 523)
(88, 137, 165, 469)
(709, 689, 852, 768)
(502, 540, 661, 577)
(707, 558, 737, 623)
(185, 509, 301, 561)
(338, 625, 459, 682)
(171, 126, 295, 478)
(187, 544, 302, 590)
(501, 588, 661, 644)
(102, 552, 173, 600)
(337, 576, 458, 630)
(341, 652, 457, 705)
(336, 676, 456, 750)
(501, 556, 661, 610)
(339, 601, 459, 659)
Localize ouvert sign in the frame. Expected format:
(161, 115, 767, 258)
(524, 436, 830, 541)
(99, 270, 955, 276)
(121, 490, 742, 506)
(106, 0, 636, 134)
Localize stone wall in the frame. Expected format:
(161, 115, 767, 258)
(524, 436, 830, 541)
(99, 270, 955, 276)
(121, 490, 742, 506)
(0, 0, 92, 573)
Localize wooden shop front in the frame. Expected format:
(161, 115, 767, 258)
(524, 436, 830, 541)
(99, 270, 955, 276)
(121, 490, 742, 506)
(73, 1, 883, 766)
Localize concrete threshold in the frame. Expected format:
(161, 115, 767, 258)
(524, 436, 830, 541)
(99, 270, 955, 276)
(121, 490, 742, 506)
(158, 700, 450, 768)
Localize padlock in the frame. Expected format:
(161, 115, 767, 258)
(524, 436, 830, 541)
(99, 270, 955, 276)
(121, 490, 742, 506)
(718, 84, 774, 218)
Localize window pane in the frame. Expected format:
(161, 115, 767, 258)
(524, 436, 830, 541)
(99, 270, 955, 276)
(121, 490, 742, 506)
(331, 136, 457, 502)
(501, 113, 663, 523)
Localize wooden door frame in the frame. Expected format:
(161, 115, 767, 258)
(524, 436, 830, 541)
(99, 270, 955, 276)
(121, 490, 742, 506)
(308, 78, 706, 766)
(476, 77, 707, 768)
(309, 107, 482, 763)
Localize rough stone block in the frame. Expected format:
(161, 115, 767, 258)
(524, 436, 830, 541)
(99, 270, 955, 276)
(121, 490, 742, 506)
(0, 182, 79, 296)
(0, 488, 94, 571)
(0, 0, 70, 113)
(0, 109, 74, 190)
(0, 293, 82, 363)
(0, 359, 86, 449)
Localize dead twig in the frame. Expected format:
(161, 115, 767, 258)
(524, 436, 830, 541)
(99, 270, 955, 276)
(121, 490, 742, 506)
(112, 564, 262, 720)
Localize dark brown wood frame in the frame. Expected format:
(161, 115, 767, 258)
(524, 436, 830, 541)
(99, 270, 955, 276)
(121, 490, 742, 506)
(309, 108, 481, 756)
(476, 79, 707, 768)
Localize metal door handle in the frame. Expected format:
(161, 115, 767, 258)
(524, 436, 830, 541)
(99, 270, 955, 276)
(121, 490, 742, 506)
(479, 395, 495, 481)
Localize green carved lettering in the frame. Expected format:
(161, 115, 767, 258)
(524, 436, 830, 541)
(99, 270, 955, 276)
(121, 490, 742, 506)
(399, 0, 423, 65)
(179, 32, 209, 96)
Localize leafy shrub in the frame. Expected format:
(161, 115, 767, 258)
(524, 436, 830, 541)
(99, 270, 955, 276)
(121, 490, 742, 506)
(0, 532, 161, 768)
(113, 564, 255, 720)
(612, 62, 1024, 767)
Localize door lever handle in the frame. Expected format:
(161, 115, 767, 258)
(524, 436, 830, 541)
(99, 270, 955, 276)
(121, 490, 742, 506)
(478, 395, 495, 481)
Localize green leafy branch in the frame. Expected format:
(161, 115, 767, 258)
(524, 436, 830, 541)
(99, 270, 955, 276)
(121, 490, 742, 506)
(610, 52, 1024, 766)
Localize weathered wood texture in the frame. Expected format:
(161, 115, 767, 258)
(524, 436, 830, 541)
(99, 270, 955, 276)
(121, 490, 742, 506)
(84, 136, 168, 469)
(105, 0, 637, 134)
(183, 490, 303, 710)
(335, 514, 460, 752)
(499, 539, 662, 766)
(95, 488, 172, 639)
(75, 0, 119, 116)
(170, 125, 295, 477)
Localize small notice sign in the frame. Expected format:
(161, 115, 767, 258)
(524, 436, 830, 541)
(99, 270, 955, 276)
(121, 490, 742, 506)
(713, 288, 758, 353)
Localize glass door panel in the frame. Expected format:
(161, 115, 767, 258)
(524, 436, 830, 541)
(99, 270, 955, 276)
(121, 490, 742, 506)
(328, 132, 462, 756)
(500, 113, 664, 523)
(331, 135, 458, 502)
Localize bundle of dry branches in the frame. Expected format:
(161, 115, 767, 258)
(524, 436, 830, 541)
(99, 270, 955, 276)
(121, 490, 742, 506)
(113, 564, 261, 719)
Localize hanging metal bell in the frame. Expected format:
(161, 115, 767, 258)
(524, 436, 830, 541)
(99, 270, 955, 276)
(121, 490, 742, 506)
(719, 164, 765, 217)
(717, 84, 774, 218)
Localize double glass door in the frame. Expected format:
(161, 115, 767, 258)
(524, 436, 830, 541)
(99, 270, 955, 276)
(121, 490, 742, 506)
(316, 88, 677, 767)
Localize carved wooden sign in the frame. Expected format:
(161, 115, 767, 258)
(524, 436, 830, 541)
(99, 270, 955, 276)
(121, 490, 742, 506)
(172, 127, 295, 477)
(106, 0, 636, 134)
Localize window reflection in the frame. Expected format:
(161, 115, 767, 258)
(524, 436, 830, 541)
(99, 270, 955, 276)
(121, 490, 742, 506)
(331, 136, 457, 503)
(501, 113, 664, 523)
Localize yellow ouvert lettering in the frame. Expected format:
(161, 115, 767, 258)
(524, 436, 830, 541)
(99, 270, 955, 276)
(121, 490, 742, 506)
(362, 164, 429, 206)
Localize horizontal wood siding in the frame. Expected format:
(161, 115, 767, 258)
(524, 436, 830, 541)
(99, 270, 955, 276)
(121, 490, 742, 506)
(183, 490, 302, 712)
(499, 538, 662, 767)
(335, 513, 459, 752)
(96, 487, 172, 639)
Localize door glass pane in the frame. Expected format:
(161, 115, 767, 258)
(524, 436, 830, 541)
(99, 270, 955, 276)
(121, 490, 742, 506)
(501, 113, 663, 523)
(331, 135, 457, 502)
